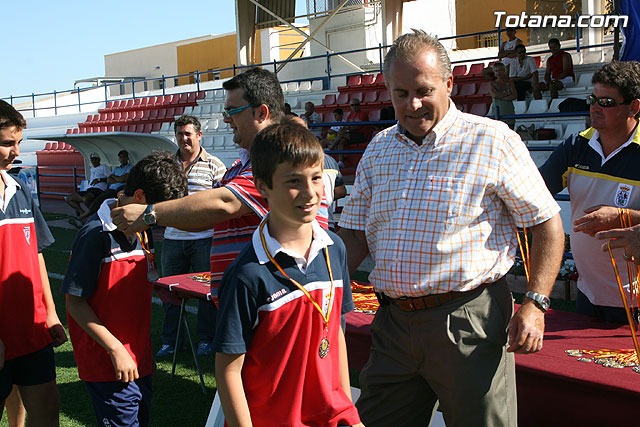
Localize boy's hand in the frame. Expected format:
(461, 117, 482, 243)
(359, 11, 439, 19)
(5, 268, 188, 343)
(48, 323, 69, 347)
(0, 338, 5, 370)
(109, 345, 139, 383)
(46, 311, 69, 347)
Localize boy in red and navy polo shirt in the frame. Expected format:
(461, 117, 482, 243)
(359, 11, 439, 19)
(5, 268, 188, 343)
(214, 122, 362, 426)
(62, 152, 187, 427)
(0, 100, 67, 425)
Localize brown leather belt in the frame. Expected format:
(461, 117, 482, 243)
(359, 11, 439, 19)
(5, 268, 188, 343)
(381, 282, 493, 312)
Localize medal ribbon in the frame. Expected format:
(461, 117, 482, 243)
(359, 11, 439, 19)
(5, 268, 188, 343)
(517, 227, 530, 282)
(607, 208, 640, 363)
(136, 230, 156, 266)
(258, 220, 334, 326)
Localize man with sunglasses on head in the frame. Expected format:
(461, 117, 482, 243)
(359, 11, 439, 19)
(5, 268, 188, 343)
(540, 61, 640, 323)
(509, 44, 539, 101)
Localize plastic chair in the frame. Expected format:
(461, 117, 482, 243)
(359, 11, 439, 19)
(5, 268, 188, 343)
(452, 65, 468, 77)
(322, 94, 336, 106)
(525, 99, 549, 115)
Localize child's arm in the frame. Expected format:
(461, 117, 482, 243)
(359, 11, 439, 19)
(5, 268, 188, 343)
(66, 294, 139, 383)
(338, 327, 352, 400)
(215, 352, 252, 427)
(38, 254, 68, 346)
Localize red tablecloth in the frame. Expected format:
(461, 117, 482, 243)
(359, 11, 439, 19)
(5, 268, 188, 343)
(346, 308, 640, 427)
(158, 274, 640, 426)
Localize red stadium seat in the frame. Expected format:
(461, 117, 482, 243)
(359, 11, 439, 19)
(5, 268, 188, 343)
(148, 109, 159, 120)
(135, 124, 144, 133)
(361, 74, 375, 86)
(322, 94, 336, 106)
(451, 84, 459, 97)
(458, 83, 476, 97)
(174, 106, 184, 116)
(363, 90, 378, 104)
(196, 91, 205, 100)
(336, 93, 349, 106)
(468, 63, 484, 76)
(469, 103, 489, 116)
(151, 122, 161, 132)
(368, 109, 381, 121)
(349, 92, 364, 103)
(372, 73, 385, 86)
(452, 65, 467, 77)
(373, 90, 391, 106)
(143, 123, 152, 133)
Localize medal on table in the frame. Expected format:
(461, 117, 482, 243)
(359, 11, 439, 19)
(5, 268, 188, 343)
(136, 230, 159, 282)
(259, 220, 335, 358)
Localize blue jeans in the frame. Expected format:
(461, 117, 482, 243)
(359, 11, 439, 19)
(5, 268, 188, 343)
(160, 237, 216, 346)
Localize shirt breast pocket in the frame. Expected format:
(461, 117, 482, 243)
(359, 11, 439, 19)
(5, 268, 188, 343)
(423, 175, 464, 232)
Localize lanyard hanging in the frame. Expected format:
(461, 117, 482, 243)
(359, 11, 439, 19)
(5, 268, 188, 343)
(136, 230, 159, 282)
(258, 220, 334, 358)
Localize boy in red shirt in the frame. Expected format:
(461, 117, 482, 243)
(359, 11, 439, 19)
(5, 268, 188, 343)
(214, 122, 362, 426)
(0, 100, 67, 426)
(62, 151, 187, 427)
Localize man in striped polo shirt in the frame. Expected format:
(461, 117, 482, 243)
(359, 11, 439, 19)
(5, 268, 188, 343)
(156, 115, 226, 357)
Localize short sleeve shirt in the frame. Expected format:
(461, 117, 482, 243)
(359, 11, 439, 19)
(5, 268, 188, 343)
(339, 103, 560, 297)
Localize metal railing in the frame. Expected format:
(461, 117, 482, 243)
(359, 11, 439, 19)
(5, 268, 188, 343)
(2, 21, 617, 116)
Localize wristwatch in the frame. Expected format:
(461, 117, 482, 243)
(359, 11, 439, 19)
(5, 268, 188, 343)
(525, 291, 550, 313)
(143, 204, 157, 227)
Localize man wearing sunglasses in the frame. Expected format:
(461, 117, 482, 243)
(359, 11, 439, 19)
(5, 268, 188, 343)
(540, 60, 640, 323)
(111, 68, 282, 292)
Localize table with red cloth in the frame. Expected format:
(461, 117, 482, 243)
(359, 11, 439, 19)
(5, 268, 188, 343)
(347, 306, 640, 427)
(157, 275, 640, 426)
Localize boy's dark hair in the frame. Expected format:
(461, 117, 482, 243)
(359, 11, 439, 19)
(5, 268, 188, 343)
(118, 149, 129, 157)
(592, 61, 640, 114)
(251, 122, 324, 189)
(123, 151, 187, 203)
(333, 108, 343, 116)
(174, 115, 201, 134)
(223, 68, 284, 122)
(0, 100, 27, 131)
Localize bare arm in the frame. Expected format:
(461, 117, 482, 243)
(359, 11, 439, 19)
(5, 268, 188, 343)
(334, 184, 347, 201)
(338, 327, 352, 400)
(557, 54, 572, 80)
(504, 79, 517, 101)
(111, 186, 253, 235)
(66, 294, 138, 382)
(337, 228, 370, 274)
(215, 353, 252, 427)
(508, 214, 564, 353)
(39, 254, 68, 347)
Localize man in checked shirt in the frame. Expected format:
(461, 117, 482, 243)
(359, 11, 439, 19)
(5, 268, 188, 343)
(338, 30, 565, 426)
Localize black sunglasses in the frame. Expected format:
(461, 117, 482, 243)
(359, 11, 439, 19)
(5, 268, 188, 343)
(586, 94, 631, 108)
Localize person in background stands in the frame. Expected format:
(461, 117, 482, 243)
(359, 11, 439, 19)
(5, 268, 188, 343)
(72, 150, 132, 228)
(498, 28, 523, 71)
(509, 44, 539, 101)
(284, 102, 297, 117)
(65, 152, 110, 224)
(534, 38, 575, 99)
(490, 62, 517, 129)
(302, 101, 322, 139)
(156, 115, 226, 357)
(328, 97, 369, 167)
(338, 30, 564, 426)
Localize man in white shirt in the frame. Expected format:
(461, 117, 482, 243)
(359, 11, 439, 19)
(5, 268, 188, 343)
(509, 44, 539, 101)
(65, 152, 110, 219)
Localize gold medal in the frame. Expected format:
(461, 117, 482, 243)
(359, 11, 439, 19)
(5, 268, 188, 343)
(319, 337, 330, 358)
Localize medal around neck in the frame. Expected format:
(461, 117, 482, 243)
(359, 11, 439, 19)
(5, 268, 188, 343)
(319, 337, 330, 358)
(146, 268, 160, 282)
